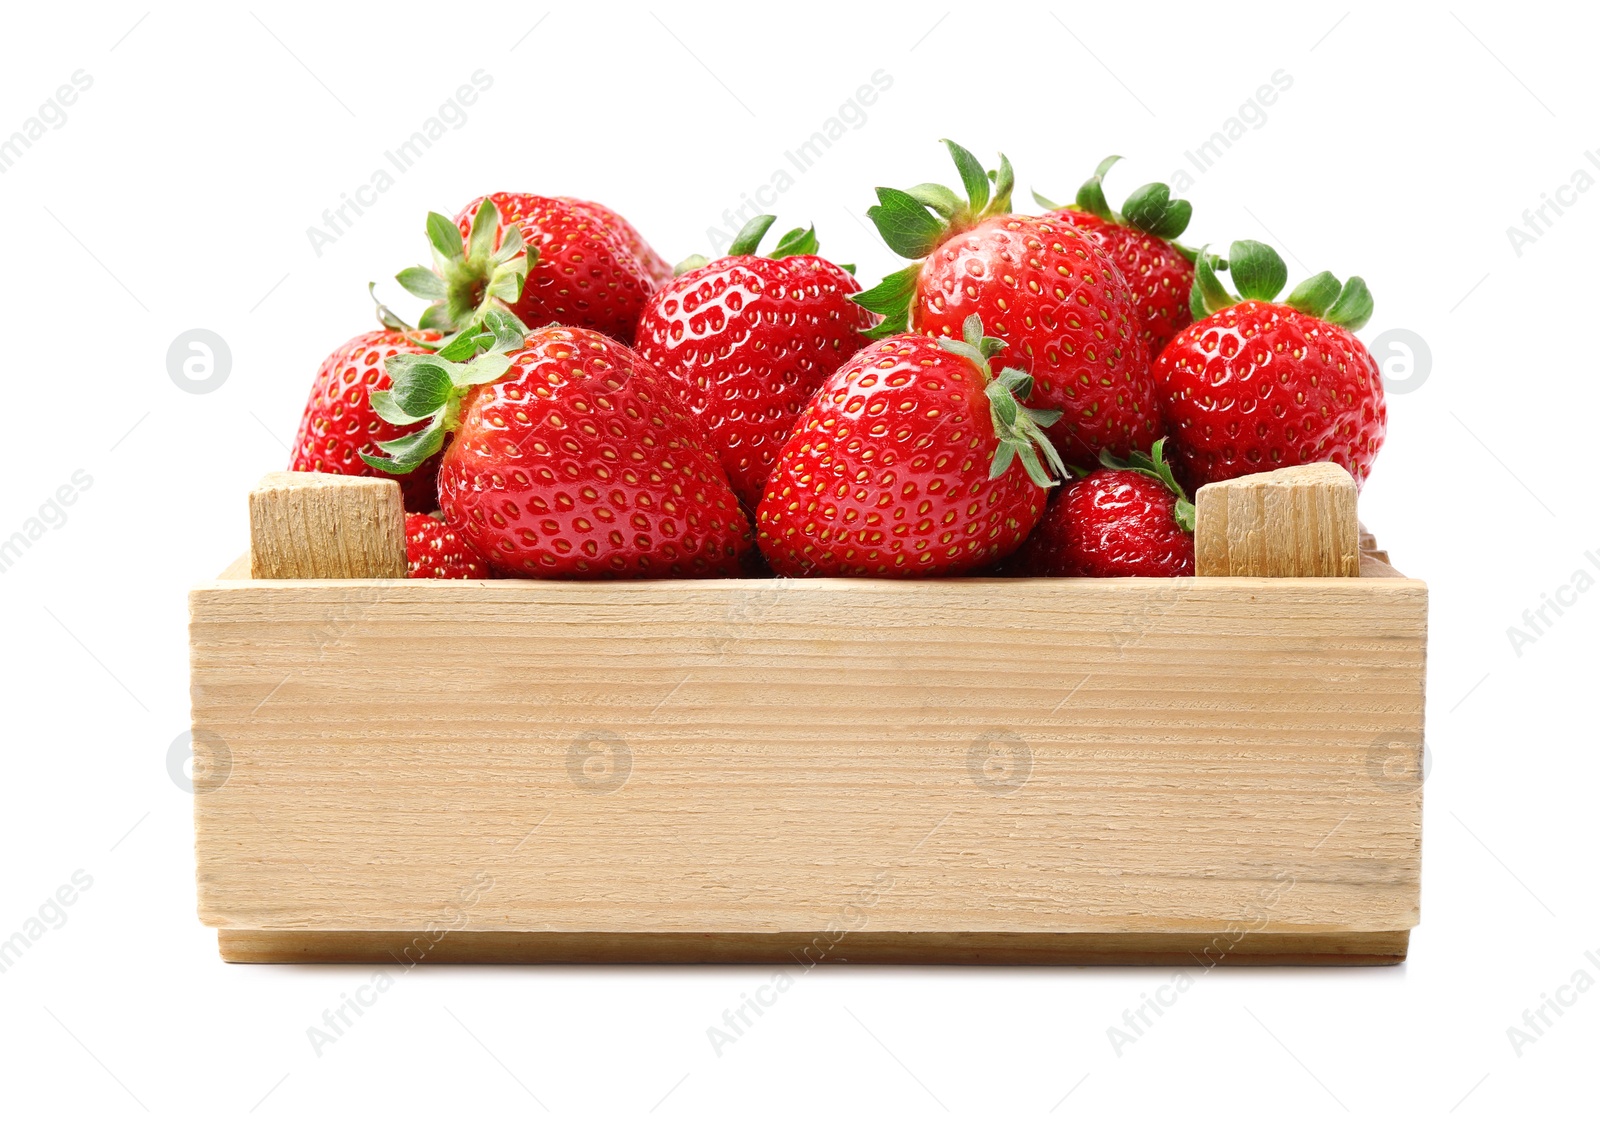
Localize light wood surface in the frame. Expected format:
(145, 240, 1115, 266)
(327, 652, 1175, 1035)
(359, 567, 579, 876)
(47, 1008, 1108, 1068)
(191, 576, 1425, 938)
(217, 928, 1409, 966)
(196, 459, 1425, 964)
(1194, 463, 1361, 578)
(248, 471, 406, 580)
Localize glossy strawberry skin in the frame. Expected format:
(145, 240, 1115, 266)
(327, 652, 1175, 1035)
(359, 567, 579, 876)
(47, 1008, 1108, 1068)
(1154, 300, 1386, 489)
(1049, 210, 1194, 354)
(454, 194, 657, 346)
(562, 197, 673, 287)
(636, 254, 874, 510)
(290, 328, 444, 511)
(756, 334, 1048, 578)
(437, 327, 750, 579)
(1009, 469, 1193, 578)
(912, 214, 1161, 466)
(405, 512, 489, 579)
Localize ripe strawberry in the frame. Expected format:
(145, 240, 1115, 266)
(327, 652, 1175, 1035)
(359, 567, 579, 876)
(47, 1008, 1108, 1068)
(1034, 155, 1196, 354)
(289, 325, 445, 511)
(757, 315, 1066, 578)
(635, 215, 875, 510)
(564, 196, 673, 286)
(1155, 241, 1385, 488)
(1008, 440, 1195, 578)
(364, 312, 750, 579)
(855, 140, 1161, 467)
(393, 196, 658, 347)
(405, 511, 489, 578)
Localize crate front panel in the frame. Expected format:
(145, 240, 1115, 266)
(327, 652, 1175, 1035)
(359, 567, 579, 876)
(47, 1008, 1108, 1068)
(189, 576, 1426, 934)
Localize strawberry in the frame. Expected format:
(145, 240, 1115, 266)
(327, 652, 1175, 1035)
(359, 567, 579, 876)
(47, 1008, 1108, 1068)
(364, 312, 750, 579)
(393, 196, 658, 347)
(756, 315, 1065, 578)
(405, 511, 489, 578)
(289, 325, 445, 511)
(564, 196, 673, 286)
(855, 140, 1161, 467)
(635, 215, 875, 510)
(1155, 241, 1385, 489)
(1008, 440, 1195, 578)
(1033, 155, 1196, 354)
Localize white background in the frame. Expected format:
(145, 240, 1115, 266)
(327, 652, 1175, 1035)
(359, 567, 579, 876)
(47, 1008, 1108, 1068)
(1, 2, 1595, 1121)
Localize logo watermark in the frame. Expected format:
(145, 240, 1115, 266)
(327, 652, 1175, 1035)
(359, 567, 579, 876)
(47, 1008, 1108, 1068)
(167, 329, 231, 394)
(1168, 70, 1293, 190)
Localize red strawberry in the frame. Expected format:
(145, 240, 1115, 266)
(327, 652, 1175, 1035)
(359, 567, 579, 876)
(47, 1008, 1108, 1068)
(856, 140, 1161, 467)
(635, 216, 875, 509)
(1008, 440, 1195, 578)
(757, 315, 1065, 578)
(1034, 156, 1196, 354)
(364, 313, 750, 579)
(392, 196, 658, 348)
(405, 511, 489, 578)
(289, 326, 444, 511)
(564, 196, 673, 286)
(1155, 241, 1385, 489)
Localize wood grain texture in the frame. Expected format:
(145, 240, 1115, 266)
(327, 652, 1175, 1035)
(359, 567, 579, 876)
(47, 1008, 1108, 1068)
(190, 576, 1426, 938)
(1194, 463, 1361, 578)
(248, 471, 406, 580)
(217, 928, 1409, 966)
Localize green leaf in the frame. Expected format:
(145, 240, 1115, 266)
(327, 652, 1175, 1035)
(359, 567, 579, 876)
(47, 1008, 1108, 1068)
(426, 211, 464, 261)
(1191, 248, 1235, 318)
(436, 331, 488, 363)
(728, 214, 777, 256)
(1123, 183, 1192, 240)
(1031, 188, 1064, 212)
(908, 183, 963, 220)
(363, 413, 447, 474)
(852, 263, 921, 337)
(1075, 154, 1121, 222)
(482, 307, 530, 351)
(941, 138, 990, 214)
(485, 262, 524, 304)
(1228, 240, 1288, 303)
(770, 224, 820, 259)
(466, 199, 498, 261)
(1324, 276, 1374, 331)
(674, 254, 710, 276)
(454, 352, 511, 387)
(418, 303, 456, 332)
(989, 153, 1015, 213)
(866, 188, 947, 259)
(1173, 497, 1196, 535)
(386, 358, 454, 418)
(396, 266, 447, 301)
(1284, 271, 1342, 318)
(368, 389, 417, 426)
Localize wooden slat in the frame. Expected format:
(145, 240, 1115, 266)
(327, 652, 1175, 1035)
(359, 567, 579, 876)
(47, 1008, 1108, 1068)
(191, 576, 1426, 937)
(218, 928, 1410, 967)
(1194, 463, 1361, 578)
(248, 471, 406, 580)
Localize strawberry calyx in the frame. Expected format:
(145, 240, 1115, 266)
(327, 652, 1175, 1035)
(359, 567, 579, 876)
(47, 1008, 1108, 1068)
(673, 215, 827, 275)
(360, 308, 530, 475)
(1031, 154, 1195, 246)
(934, 314, 1068, 489)
(1190, 240, 1373, 330)
(394, 199, 532, 336)
(854, 139, 1016, 338)
(1099, 438, 1196, 534)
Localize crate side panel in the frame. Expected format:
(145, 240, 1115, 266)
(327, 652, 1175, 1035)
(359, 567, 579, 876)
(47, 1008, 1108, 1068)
(190, 578, 1425, 933)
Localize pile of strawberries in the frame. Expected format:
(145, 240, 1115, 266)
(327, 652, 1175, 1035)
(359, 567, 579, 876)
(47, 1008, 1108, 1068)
(289, 142, 1386, 582)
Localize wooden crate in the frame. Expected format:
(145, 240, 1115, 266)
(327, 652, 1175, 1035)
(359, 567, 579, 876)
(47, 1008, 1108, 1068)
(189, 465, 1425, 965)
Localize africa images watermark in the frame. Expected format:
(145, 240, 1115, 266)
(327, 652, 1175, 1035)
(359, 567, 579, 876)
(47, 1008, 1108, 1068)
(0, 70, 93, 174)
(0, 470, 94, 578)
(1505, 545, 1600, 656)
(0, 870, 94, 974)
(1166, 70, 1293, 191)
(1505, 150, 1600, 258)
(704, 70, 894, 252)
(306, 70, 495, 258)
(1505, 943, 1600, 1057)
